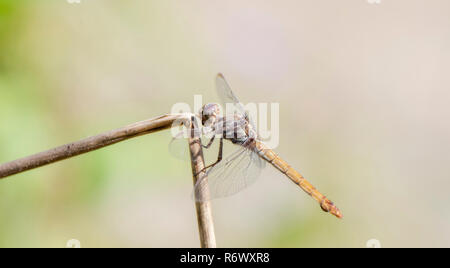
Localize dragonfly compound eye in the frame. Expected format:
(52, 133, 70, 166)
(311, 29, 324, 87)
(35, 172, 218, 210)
(201, 103, 220, 126)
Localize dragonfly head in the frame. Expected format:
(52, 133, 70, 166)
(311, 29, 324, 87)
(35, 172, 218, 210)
(200, 103, 220, 127)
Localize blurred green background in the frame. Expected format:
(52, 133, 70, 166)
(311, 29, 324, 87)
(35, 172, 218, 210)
(1, 0, 450, 247)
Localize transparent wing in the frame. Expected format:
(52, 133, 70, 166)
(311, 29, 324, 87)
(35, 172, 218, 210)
(216, 73, 246, 116)
(215, 73, 256, 129)
(168, 130, 190, 160)
(193, 146, 266, 202)
(168, 116, 204, 160)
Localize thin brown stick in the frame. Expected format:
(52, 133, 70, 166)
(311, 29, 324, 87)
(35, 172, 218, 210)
(0, 113, 191, 179)
(188, 116, 217, 248)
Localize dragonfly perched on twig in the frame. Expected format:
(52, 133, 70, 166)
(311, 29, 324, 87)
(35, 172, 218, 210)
(171, 74, 342, 218)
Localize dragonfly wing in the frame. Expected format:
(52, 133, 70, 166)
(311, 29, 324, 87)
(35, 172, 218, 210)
(193, 146, 266, 202)
(168, 118, 209, 160)
(168, 131, 190, 160)
(215, 73, 257, 130)
(216, 73, 246, 115)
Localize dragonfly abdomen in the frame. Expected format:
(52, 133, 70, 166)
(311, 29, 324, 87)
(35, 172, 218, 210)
(254, 141, 343, 219)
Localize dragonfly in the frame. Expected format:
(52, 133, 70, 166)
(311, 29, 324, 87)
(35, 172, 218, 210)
(171, 73, 342, 219)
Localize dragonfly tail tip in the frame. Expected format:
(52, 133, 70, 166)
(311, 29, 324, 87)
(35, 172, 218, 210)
(332, 209, 343, 219)
(320, 199, 343, 219)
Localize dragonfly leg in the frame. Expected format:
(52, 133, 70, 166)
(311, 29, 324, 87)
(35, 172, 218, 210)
(196, 137, 223, 176)
(202, 135, 215, 149)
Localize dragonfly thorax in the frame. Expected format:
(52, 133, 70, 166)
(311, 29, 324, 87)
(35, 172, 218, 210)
(218, 114, 257, 145)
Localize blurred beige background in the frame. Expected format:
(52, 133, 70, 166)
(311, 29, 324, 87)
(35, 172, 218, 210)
(0, 0, 449, 247)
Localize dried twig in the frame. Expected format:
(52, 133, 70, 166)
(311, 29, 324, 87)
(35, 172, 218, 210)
(188, 116, 217, 248)
(0, 112, 218, 247)
(0, 113, 191, 179)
